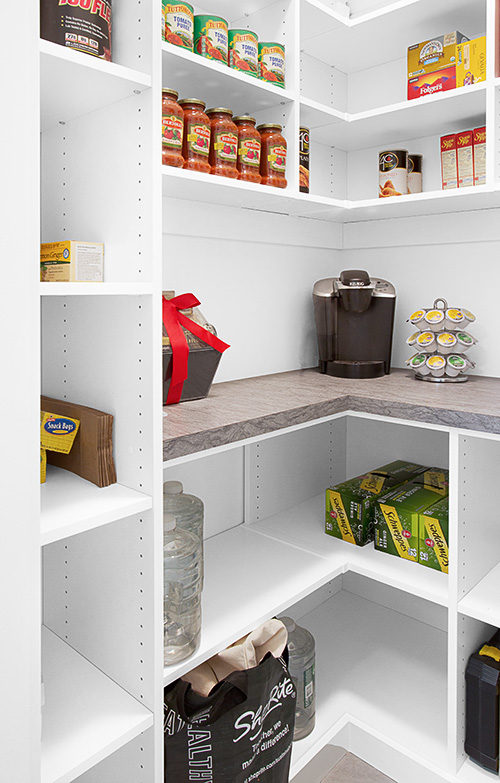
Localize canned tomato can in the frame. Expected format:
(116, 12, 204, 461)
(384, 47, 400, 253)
(228, 29, 258, 77)
(40, 0, 112, 61)
(258, 42, 285, 88)
(299, 127, 310, 193)
(194, 15, 228, 65)
(163, 3, 194, 51)
(408, 153, 423, 194)
(379, 149, 408, 198)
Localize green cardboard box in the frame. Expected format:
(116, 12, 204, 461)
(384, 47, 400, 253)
(413, 467, 449, 499)
(325, 460, 428, 547)
(374, 481, 445, 562)
(419, 497, 449, 573)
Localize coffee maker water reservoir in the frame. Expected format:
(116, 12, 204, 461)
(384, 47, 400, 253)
(313, 270, 396, 379)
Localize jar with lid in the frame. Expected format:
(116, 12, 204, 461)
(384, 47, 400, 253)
(178, 98, 211, 174)
(257, 123, 287, 188)
(233, 115, 261, 184)
(206, 108, 239, 179)
(162, 89, 185, 168)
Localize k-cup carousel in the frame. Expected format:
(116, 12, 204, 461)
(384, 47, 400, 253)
(406, 299, 477, 383)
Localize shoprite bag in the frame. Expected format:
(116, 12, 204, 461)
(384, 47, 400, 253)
(164, 620, 296, 783)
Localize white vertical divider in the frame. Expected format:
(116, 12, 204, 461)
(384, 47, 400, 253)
(486, 0, 496, 187)
(447, 429, 460, 773)
(1, 2, 41, 782)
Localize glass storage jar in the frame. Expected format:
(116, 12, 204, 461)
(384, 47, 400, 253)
(206, 108, 239, 179)
(162, 89, 185, 168)
(257, 123, 287, 188)
(233, 115, 261, 184)
(178, 98, 211, 174)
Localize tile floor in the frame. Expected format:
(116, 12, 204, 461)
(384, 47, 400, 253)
(322, 753, 396, 783)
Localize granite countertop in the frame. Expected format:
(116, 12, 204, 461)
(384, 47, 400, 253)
(163, 368, 500, 461)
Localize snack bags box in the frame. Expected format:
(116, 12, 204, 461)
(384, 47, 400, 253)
(419, 497, 449, 573)
(374, 482, 444, 562)
(325, 460, 428, 547)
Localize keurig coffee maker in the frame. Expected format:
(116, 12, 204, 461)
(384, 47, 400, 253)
(313, 270, 396, 379)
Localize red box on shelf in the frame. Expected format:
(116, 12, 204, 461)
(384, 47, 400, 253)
(408, 66, 457, 100)
(440, 134, 458, 190)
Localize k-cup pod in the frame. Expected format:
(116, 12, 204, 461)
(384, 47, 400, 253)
(444, 308, 465, 330)
(424, 309, 445, 332)
(427, 355, 446, 377)
(462, 308, 476, 325)
(408, 309, 426, 327)
(416, 331, 436, 352)
(436, 332, 458, 355)
(446, 354, 468, 377)
(456, 332, 476, 352)
(409, 353, 429, 374)
(407, 330, 421, 346)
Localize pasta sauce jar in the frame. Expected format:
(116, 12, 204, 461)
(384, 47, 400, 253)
(206, 108, 238, 179)
(178, 98, 211, 174)
(257, 124, 287, 188)
(233, 116, 261, 184)
(162, 89, 184, 168)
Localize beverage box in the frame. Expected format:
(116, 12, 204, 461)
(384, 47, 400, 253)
(413, 467, 449, 497)
(419, 497, 449, 573)
(473, 127, 486, 187)
(408, 32, 469, 79)
(374, 482, 444, 562)
(456, 37, 487, 87)
(325, 460, 428, 547)
(40, 241, 104, 282)
(441, 134, 458, 190)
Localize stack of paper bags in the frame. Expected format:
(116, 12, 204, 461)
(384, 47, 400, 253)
(41, 396, 116, 487)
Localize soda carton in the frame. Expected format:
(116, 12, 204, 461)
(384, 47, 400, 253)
(325, 460, 428, 547)
(413, 467, 449, 497)
(419, 497, 449, 573)
(374, 482, 444, 562)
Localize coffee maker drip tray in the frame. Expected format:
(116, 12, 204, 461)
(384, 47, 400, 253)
(322, 360, 386, 379)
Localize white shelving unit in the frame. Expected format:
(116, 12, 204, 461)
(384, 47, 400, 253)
(4, 0, 500, 782)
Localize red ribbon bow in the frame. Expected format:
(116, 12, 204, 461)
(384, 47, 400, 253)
(162, 294, 230, 405)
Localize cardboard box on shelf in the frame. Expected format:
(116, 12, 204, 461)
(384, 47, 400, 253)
(457, 130, 474, 188)
(456, 36, 487, 87)
(408, 66, 457, 100)
(473, 126, 486, 186)
(419, 497, 449, 572)
(40, 241, 104, 282)
(441, 134, 458, 190)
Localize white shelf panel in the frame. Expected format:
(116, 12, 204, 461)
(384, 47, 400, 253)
(162, 43, 294, 115)
(289, 590, 449, 772)
(459, 561, 500, 627)
(40, 283, 154, 296)
(301, 0, 485, 73)
(344, 185, 500, 221)
(164, 524, 342, 685)
(41, 466, 152, 546)
(40, 39, 151, 132)
(250, 494, 448, 607)
(41, 625, 153, 783)
(306, 84, 486, 152)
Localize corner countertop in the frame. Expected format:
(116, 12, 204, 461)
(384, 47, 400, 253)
(163, 368, 500, 461)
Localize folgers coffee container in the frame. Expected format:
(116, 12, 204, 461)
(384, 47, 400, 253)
(163, 2, 194, 51)
(258, 42, 285, 88)
(408, 154, 423, 194)
(379, 149, 408, 197)
(228, 30, 258, 77)
(299, 127, 310, 193)
(194, 15, 228, 64)
(41, 0, 112, 61)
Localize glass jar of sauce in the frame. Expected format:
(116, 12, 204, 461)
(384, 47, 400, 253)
(178, 98, 211, 174)
(206, 108, 239, 179)
(233, 115, 261, 184)
(162, 89, 185, 168)
(257, 123, 287, 188)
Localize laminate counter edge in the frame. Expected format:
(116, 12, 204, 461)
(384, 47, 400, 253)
(163, 368, 500, 461)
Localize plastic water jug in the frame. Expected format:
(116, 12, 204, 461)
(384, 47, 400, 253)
(281, 616, 316, 740)
(163, 480, 204, 582)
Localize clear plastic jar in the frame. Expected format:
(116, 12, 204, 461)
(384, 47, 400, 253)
(163, 480, 204, 584)
(162, 89, 185, 168)
(178, 98, 211, 174)
(206, 108, 239, 179)
(257, 123, 287, 188)
(233, 115, 262, 184)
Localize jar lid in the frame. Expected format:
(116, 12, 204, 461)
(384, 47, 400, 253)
(162, 88, 179, 99)
(178, 98, 206, 109)
(233, 115, 256, 124)
(257, 123, 283, 132)
(206, 107, 233, 116)
(164, 480, 183, 495)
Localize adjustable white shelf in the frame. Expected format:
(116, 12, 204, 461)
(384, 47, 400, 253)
(459, 561, 500, 627)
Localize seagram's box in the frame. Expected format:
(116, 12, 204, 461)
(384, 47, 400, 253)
(374, 481, 445, 562)
(40, 241, 104, 282)
(419, 497, 449, 573)
(325, 460, 428, 547)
